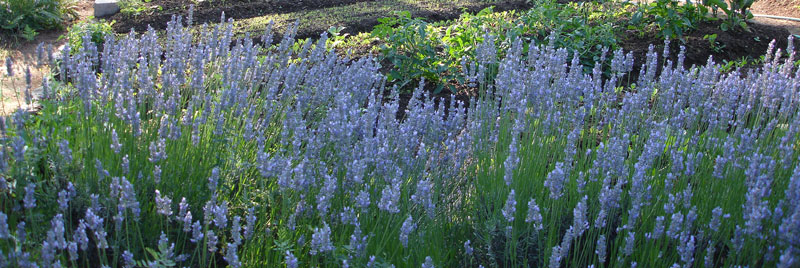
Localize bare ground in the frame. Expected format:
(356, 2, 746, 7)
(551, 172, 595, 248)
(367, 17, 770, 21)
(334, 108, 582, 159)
(0, 0, 93, 115)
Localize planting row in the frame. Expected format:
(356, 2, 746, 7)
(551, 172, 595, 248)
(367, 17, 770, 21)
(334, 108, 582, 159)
(0, 13, 799, 267)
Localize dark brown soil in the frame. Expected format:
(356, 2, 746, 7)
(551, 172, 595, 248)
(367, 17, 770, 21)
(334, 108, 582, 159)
(110, 0, 377, 33)
(620, 20, 792, 77)
(109, 0, 531, 42)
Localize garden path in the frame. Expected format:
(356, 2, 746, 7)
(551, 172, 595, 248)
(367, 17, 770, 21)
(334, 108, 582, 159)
(0, 0, 93, 115)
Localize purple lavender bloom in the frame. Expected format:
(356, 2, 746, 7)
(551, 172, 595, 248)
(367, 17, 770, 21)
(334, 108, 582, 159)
(0, 212, 8, 239)
(74, 220, 89, 251)
(51, 214, 67, 249)
(58, 190, 70, 211)
(123, 250, 135, 268)
(23, 183, 36, 210)
(464, 240, 473, 256)
(214, 200, 228, 229)
(244, 207, 256, 240)
(317, 174, 337, 217)
(623, 231, 636, 256)
(704, 241, 716, 268)
(411, 179, 435, 218)
(572, 196, 589, 237)
(709, 207, 728, 233)
(778, 248, 797, 268)
(208, 167, 220, 192)
(667, 212, 683, 240)
(110, 129, 122, 154)
(526, 198, 543, 231)
(224, 242, 241, 268)
(349, 224, 368, 258)
(544, 162, 567, 200)
(355, 190, 370, 209)
(595, 234, 607, 263)
(149, 138, 167, 163)
(153, 165, 162, 184)
(310, 222, 333, 255)
(422, 256, 434, 268)
(502, 190, 517, 223)
(207, 230, 218, 252)
(178, 197, 192, 232)
(399, 215, 416, 248)
(231, 216, 242, 245)
(191, 221, 204, 243)
(58, 139, 72, 163)
(285, 251, 298, 268)
(504, 137, 519, 186)
(677, 232, 696, 265)
(155, 190, 173, 217)
(378, 184, 400, 214)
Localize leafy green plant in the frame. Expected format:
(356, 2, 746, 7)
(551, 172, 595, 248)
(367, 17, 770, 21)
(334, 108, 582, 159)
(703, 33, 725, 53)
(59, 18, 115, 55)
(372, 11, 459, 94)
(0, 0, 79, 37)
(631, 0, 709, 39)
(119, 0, 152, 17)
(704, 0, 756, 32)
(521, 1, 620, 71)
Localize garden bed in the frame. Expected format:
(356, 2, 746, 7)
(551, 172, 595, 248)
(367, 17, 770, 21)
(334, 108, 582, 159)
(621, 20, 792, 79)
(110, 0, 531, 40)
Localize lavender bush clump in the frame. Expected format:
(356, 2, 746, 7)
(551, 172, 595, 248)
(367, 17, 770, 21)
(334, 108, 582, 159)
(0, 13, 798, 267)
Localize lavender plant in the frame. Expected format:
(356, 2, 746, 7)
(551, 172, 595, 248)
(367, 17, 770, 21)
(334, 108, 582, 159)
(0, 11, 798, 268)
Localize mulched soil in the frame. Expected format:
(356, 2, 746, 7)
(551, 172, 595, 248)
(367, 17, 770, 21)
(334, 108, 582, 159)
(620, 20, 792, 78)
(110, 0, 531, 41)
(110, 0, 376, 33)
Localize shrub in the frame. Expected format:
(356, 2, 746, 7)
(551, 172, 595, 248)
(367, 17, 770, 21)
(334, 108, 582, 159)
(59, 18, 115, 55)
(0, 0, 78, 40)
(372, 11, 460, 93)
(631, 0, 710, 39)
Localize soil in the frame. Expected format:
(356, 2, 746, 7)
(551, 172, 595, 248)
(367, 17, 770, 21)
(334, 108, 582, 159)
(109, 0, 531, 41)
(620, 20, 792, 79)
(110, 0, 377, 33)
(752, 0, 800, 18)
(0, 0, 94, 115)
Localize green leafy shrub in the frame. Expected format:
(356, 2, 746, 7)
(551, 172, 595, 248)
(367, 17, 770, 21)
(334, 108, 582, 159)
(704, 0, 757, 32)
(60, 18, 115, 55)
(371, 3, 623, 94)
(372, 11, 460, 94)
(0, 0, 79, 39)
(631, 0, 710, 38)
(521, 1, 621, 71)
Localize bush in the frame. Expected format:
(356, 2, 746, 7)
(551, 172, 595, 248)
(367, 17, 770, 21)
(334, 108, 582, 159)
(0, 0, 78, 40)
(59, 18, 115, 55)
